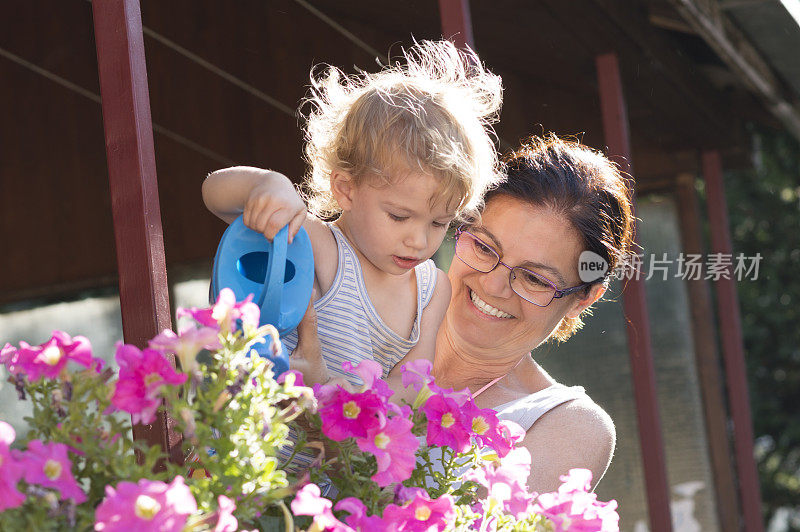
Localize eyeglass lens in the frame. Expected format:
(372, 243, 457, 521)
(455, 231, 557, 306)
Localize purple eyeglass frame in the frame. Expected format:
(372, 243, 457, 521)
(454, 226, 593, 307)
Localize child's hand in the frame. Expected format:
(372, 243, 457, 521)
(242, 175, 307, 243)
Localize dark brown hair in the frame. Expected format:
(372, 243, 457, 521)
(486, 134, 635, 341)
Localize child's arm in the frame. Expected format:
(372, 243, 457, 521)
(203, 166, 343, 388)
(203, 166, 339, 296)
(386, 269, 451, 405)
(202, 166, 306, 243)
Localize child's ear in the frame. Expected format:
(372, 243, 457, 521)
(330, 170, 356, 211)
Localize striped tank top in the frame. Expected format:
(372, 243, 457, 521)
(281, 223, 438, 384)
(277, 224, 437, 473)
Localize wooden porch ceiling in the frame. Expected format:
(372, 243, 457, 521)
(0, 0, 765, 304)
(308, 0, 758, 179)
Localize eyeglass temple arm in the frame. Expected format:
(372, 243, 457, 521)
(553, 282, 593, 299)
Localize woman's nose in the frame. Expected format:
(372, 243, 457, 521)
(479, 263, 514, 297)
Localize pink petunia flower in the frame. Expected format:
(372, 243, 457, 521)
(382, 490, 456, 532)
(356, 416, 419, 487)
(341, 360, 393, 399)
(277, 369, 305, 387)
(0, 421, 25, 511)
(465, 447, 535, 519)
(343, 360, 391, 399)
(4, 332, 95, 380)
(290, 483, 351, 531)
(111, 344, 187, 425)
(149, 325, 221, 373)
(94, 476, 197, 532)
(317, 387, 387, 442)
(214, 495, 238, 532)
(533, 469, 619, 532)
(399, 359, 435, 392)
(484, 419, 526, 458)
(557, 467, 593, 494)
(421, 394, 472, 453)
(460, 399, 500, 448)
(399, 359, 471, 406)
(177, 288, 260, 334)
(15, 440, 86, 503)
(335, 497, 388, 531)
(0, 343, 17, 371)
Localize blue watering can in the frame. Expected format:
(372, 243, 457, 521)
(210, 216, 314, 377)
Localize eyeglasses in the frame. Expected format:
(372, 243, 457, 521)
(454, 227, 593, 307)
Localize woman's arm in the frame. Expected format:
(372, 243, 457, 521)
(288, 295, 329, 386)
(521, 398, 616, 493)
(386, 269, 451, 404)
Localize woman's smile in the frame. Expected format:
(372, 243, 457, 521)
(468, 288, 514, 319)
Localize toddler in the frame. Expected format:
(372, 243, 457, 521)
(203, 40, 503, 395)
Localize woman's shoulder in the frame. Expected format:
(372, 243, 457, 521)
(544, 394, 615, 442)
(521, 392, 616, 492)
(523, 363, 614, 443)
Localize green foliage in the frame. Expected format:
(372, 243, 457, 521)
(2, 368, 164, 530)
(0, 321, 313, 531)
(724, 127, 800, 525)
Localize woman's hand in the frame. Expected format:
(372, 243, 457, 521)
(289, 295, 331, 387)
(290, 297, 356, 395)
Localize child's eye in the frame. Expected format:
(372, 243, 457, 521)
(388, 213, 408, 222)
(432, 220, 449, 228)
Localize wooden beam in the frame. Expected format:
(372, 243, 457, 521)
(596, 52, 674, 532)
(560, 0, 745, 147)
(668, 0, 800, 140)
(702, 151, 764, 532)
(674, 174, 742, 531)
(438, 0, 475, 49)
(91, 0, 183, 465)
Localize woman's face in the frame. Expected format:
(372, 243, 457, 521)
(445, 194, 599, 356)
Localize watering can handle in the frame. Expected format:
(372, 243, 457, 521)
(255, 226, 288, 322)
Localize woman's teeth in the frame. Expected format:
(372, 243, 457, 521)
(470, 290, 513, 318)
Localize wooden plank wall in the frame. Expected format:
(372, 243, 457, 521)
(0, 0, 437, 303)
(1, 0, 754, 303)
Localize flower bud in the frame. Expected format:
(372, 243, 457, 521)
(213, 391, 232, 413)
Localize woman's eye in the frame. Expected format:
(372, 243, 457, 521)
(522, 271, 549, 288)
(388, 213, 408, 222)
(473, 239, 494, 255)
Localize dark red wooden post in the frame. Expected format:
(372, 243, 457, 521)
(92, 0, 182, 464)
(596, 53, 673, 532)
(438, 0, 475, 49)
(703, 150, 764, 532)
(674, 175, 742, 531)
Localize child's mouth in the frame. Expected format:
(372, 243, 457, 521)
(392, 255, 422, 269)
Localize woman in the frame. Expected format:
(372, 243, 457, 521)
(294, 134, 634, 493)
(432, 134, 633, 493)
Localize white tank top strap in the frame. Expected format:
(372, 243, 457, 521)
(494, 384, 589, 432)
(415, 259, 437, 310)
(313, 223, 349, 309)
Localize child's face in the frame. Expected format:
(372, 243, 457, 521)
(335, 169, 456, 275)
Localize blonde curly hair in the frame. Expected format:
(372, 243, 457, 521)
(301, 40, 503, 220)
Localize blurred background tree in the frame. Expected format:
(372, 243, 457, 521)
(723, 127, 800, 529)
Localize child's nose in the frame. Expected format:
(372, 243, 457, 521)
(405, 227, 428, 251)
